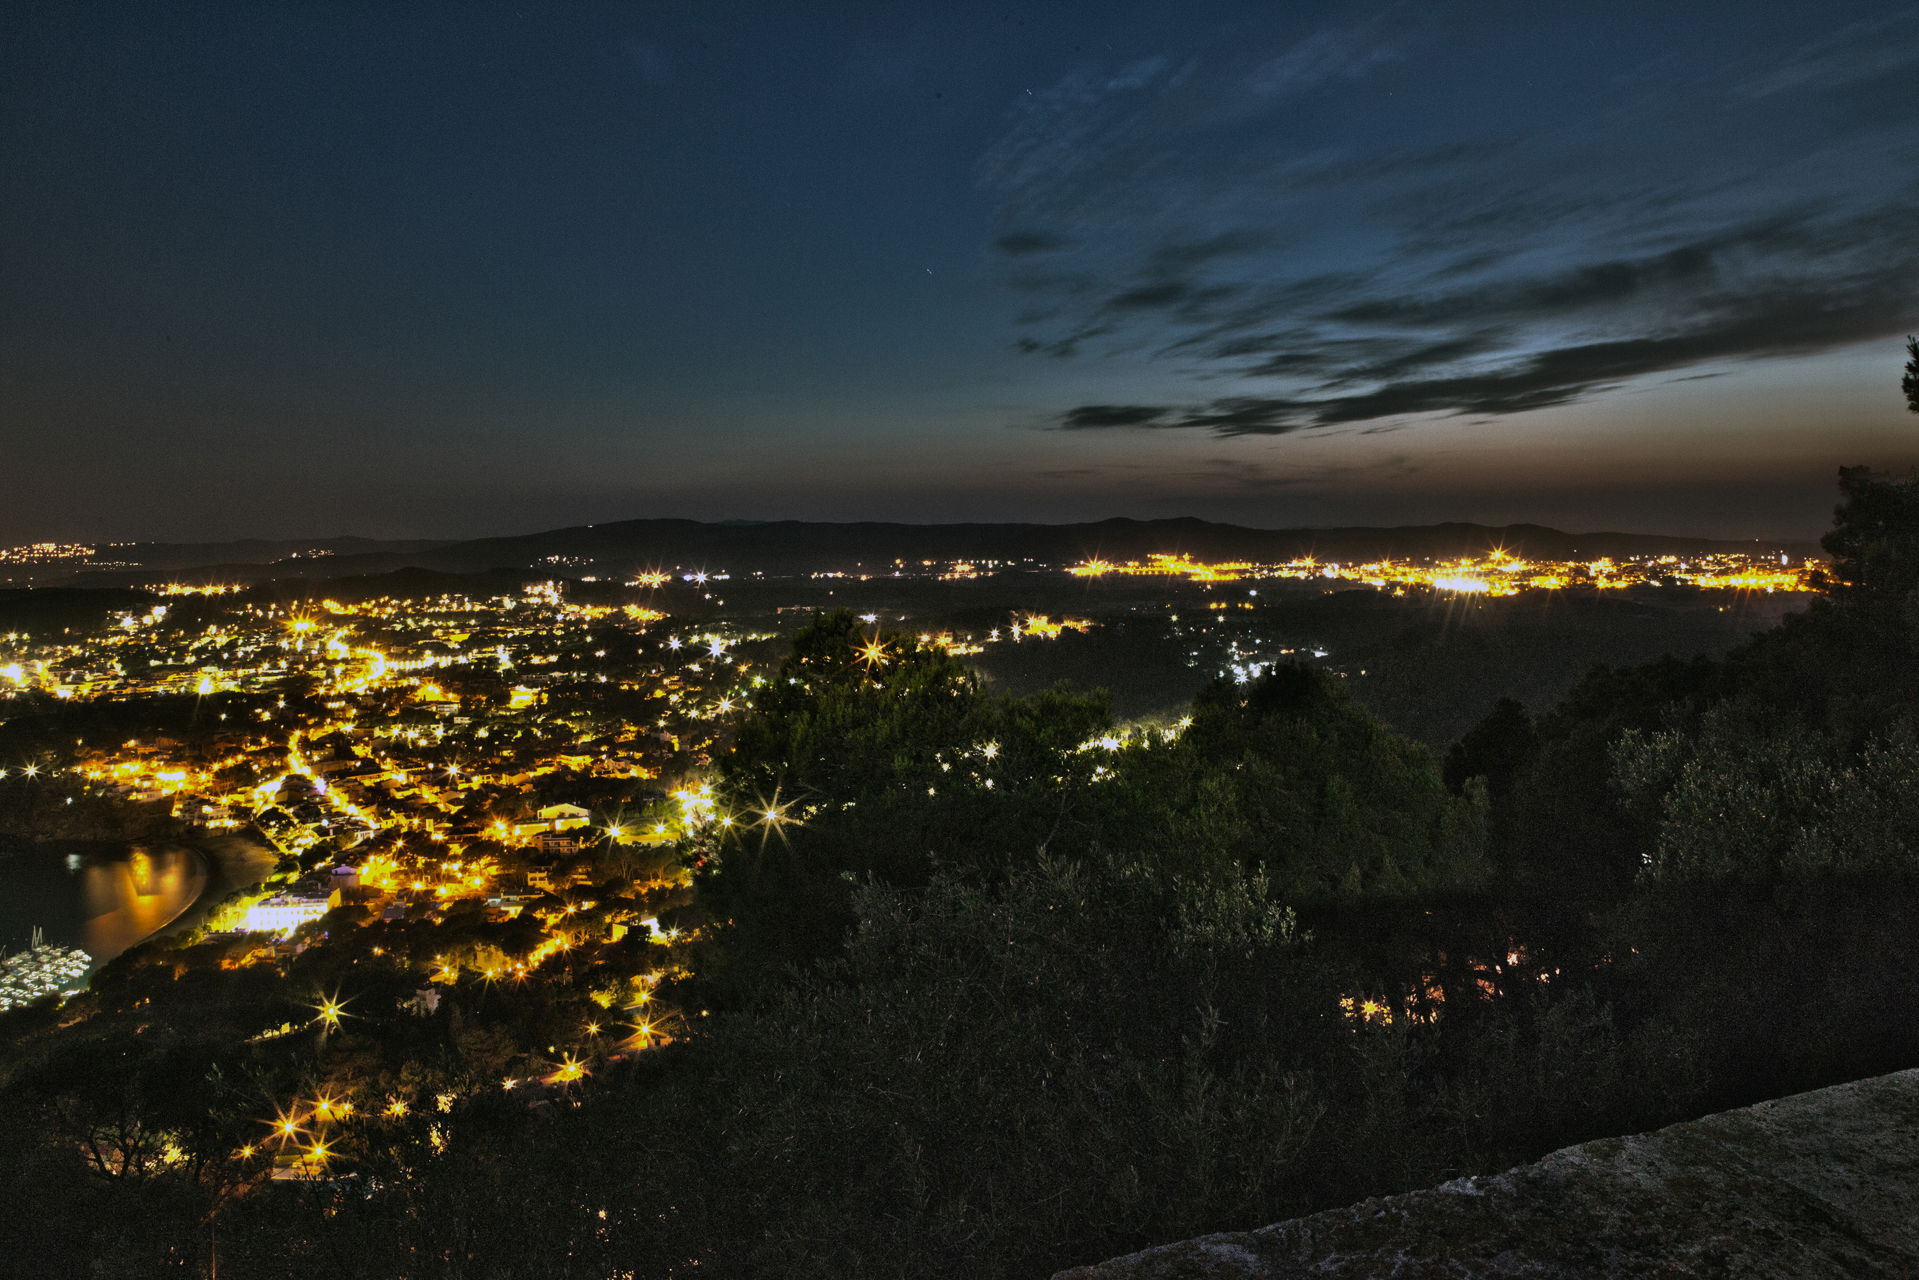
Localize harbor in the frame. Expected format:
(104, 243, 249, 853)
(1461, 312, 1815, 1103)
(0, 927, 91, 1012)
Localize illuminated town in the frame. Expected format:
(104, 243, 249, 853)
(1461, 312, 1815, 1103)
(0, 531, 1822, 1031)
(0, 553, 1184, 1177)
(1066, 548, 1820, 595)
(8, 514, 1915, 1274)
(11, 1, 1919, 1271)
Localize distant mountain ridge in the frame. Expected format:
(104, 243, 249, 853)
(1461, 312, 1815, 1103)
(53, 517, 1822, 586)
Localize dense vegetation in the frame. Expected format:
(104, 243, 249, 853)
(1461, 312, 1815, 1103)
(6, 442, 1919, 1274)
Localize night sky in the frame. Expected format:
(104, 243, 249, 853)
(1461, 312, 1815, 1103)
(5, 1, 1917, 544)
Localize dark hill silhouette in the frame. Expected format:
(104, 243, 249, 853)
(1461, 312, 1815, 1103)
(0, 588, 159, 632)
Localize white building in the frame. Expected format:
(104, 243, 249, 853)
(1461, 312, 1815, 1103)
(239, 893, 332, 935)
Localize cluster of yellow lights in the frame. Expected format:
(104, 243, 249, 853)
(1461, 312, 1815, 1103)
(1338, 995, 1398, 1028)
(563, 603, 667, 624)
(1016, 614, 1092, 640)
(672, 781, 717, 826)
(251, 1004, 663, 1163)
(1067, 549, 1819, 595)
(76, 756, 205, 795)
(253, 1081, 442, 1168)
(159, 583, 242, 596)
(1070, 552, 1255, 582)
(1, 541, 97, 561)
(1072, 716, 1191, 756)
(911, 631, 986, 657)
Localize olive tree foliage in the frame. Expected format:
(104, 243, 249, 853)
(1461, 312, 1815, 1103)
(698, 611, 1113, 982)
(1098, 667, 1489, 903)
(1585, 350, 1919, 890)
(612, 853, 1329, 1280)
(1613, 705, 1919, 883)
(719, 611, 1109, 874)
(699, 620, 1494, 1001)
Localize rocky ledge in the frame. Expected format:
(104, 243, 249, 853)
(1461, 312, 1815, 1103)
(1054, 1068, 1919, 1279)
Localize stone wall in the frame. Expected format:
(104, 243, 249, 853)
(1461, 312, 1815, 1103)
(1054, 1068, 1919, 1279)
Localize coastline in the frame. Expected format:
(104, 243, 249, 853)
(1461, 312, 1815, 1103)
(154, 830, 282, 943)
(142, 841, 212, 944)
(0, 832, 282, 969)
(0, 840, 204, 967)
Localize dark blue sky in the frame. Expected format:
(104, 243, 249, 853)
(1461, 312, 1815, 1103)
(5, 1, 1916, 543)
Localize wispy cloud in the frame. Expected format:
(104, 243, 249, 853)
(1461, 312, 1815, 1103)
(1243, 11, 1409, 99)
(1056, 270, 1916, 436)
(977, 13, 1919, 441)
(1732, 14, 1919, 99)
(1058, 404, 1171, 429)
(975, 55, 1188, 225)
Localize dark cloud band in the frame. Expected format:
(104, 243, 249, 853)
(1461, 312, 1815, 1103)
(1046, 203, 1919, 436)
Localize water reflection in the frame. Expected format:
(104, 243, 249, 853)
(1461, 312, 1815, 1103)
(0, 843, 205, 968)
